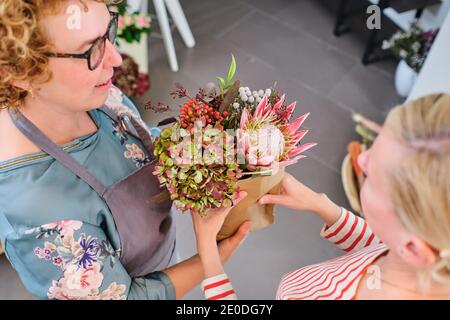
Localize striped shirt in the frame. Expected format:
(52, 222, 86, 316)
(201, 274, 237, 300)
(202, 208, 388, 300)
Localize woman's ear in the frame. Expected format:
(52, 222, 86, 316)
(357, 149, 370, 175)
(0, 67, 30, 92)
(11, 79, 30, 91)
(398, 236, 437, 268)
(0, 67, 11, 84)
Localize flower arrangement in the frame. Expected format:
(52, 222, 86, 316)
(382, 20, 439, 73)
(112, 53, 150, 99)
(152, 55, 316, 220)
(114, 1, 151, 44)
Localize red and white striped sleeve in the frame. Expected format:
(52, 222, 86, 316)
(320, 207, 381, 253)
(201, 273, 237, 300)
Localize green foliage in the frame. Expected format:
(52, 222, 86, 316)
(217, 54, 237, 97)
(153, 123, 241, 215)
(382, 20, 439, 72)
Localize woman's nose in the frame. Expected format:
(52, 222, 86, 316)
(103, 40, 123, 69)
(357, 150, 370, 175)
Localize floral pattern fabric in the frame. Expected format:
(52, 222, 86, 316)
(104, 86, 151, 168)
(26, 220, 125, 300)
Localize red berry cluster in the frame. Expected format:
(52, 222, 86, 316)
(179, 99, 229, 128)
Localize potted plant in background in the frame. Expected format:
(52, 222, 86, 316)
(113, 0, 152, 73)
(112, 53, 150, 103)
(382, 20, 439, 97)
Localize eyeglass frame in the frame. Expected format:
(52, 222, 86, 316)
(45, 11, 119, 71)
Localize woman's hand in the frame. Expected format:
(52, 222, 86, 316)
(192, 191, 249, 278)
(217, 220, 252, 264)
(163, 192, 250, 299)
(258, 173, 320, 211)
(258, 172, 341, 226)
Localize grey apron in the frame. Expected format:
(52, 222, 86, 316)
(8, 106, 175, 277)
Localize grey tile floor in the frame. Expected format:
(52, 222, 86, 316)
(0, 0, 404, 299)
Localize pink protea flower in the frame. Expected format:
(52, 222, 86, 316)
(238, 95, 316, 171)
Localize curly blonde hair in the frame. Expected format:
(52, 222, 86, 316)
(385, 93, 450, 287)
(0, 0, 117, 110)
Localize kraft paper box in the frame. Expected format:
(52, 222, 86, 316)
(217, 168, 284, 241)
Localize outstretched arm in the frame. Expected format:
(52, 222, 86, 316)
(191, 191, 250, 300)
(259, 173, 380, 253)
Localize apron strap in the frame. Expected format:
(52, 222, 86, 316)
(98, 105, 139, 138)
(98, 105, 155, 156)
(98, 104, 121, 122)
(8, 108, 108, 197)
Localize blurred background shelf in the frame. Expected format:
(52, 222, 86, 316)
(369, 0, 450, 30)
(334, 0, 447, 64)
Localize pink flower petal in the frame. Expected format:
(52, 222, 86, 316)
(273, 94, 286, 112)
(258, 155, 275, 166)
(289, 129, 309, 145)
(240, 108, 250, 130)
(284, 103, 296, 121)
(264, 102, 273, 116)
(287, 142, 317, 157)
(287, 112, 310, 132)
(279, 155, 307, 167)
(255, 95, 268, 117)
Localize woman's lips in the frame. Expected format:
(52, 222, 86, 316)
(95, 78, 112, 89)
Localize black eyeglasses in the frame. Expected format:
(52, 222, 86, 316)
(46, 11, 119, 71)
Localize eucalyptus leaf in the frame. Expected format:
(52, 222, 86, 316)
(226, 54, 237, 84)
(217, 77, 226, 88)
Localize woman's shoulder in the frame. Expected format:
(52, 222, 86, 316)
(0, 108, 98, 165)
(0, 86, 137, 163)
(0, 109, 42, 162)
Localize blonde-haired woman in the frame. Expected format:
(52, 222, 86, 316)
(195, 93, 450, 300)
(0, 0, 250, 300)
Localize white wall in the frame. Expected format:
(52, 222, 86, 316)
(408, 9, 450, 100)
(369, 0, 450, 30)
(126, 0, 148, 13)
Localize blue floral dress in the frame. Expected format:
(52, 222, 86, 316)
(0, 86, 175, 300)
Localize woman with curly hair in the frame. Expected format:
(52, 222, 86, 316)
(0, 0, 251, 300)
